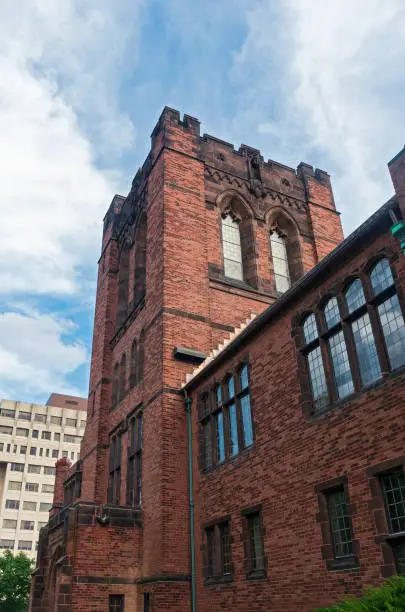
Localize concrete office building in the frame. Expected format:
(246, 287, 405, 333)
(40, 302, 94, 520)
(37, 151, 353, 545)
(0, 394, 86, 559)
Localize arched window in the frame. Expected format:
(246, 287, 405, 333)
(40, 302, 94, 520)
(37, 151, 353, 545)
(119, 354, 126, 400)
(116, 247, 130, 329)
(221, 214, 243, 281)
(299, 259, 405, 414)
(134, 214, 147, 307)
(370, 259, 405, 370)
(344, 279, 381, 386)
(112, 363, 119, 406)
(138, 330, 145, 384)
(302, 314, 329, 411)
(270, 230, 291, 293)
(130, 339, 138, 388)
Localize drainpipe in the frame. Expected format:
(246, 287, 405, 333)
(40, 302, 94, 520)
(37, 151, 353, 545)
(184, 390, 197, 612)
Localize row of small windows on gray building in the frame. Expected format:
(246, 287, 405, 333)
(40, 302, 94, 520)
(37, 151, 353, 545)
(221, 214, 291, 293)
(7, 480, 54, 493)
(302, 259, 405, 412)
(0, 540, 39, 551)
(0, 443, 77, 461)
(4, 500, 52, 512)
(10, 463, 56, 475)
(0, 410, 85, 428)
(0, 428, 82, 444)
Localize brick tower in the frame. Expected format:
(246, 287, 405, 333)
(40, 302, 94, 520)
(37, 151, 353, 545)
(30, 107, 344, 611)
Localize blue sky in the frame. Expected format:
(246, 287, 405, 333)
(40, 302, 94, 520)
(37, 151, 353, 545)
(1, 0, 405, 404)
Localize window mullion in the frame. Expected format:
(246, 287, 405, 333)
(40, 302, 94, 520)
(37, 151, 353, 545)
(223, 401, 230, 460)
(235, 393, 245, 452)
(367, 303, 390, 376)
(319, 338, 335, 405)
(341, 320, 362, 393)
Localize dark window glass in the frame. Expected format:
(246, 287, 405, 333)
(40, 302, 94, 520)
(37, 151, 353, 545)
(127, 413, 142, 507)
(326, 488, 353, 558)
(216, 411, 225, 464)
(206, 527, 215, 578)
(227, 403, 238, 457)
(109, 595, 124, 612)
(329, 330, 354, 399)
(246, 512, 265, 572)
(108, 433, 121, 505)
(392, 539, 405, 576)
(303, 314, 318, 344)
(220, 522, 232, 576)
(239, 365, 253, 448)
(381, 471, 405, 534)
(351, 313, 381, 385)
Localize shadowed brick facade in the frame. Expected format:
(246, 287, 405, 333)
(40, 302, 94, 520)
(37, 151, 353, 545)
(30, 107, 405, 611)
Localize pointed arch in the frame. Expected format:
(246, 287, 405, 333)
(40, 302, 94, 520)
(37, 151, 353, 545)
(134, 212, 147, 307)
(116, 245, 130, 329)
(216, 190, 258, 288)
(266, 206, 303, 291)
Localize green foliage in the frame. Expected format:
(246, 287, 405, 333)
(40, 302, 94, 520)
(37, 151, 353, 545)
(314, 576, 405, 611)
(0, 550, 33, 612)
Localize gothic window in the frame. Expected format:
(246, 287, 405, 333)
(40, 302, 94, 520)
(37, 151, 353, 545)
(299, 258, 405, 414)
(199, 363, 254, 472)
(108, 432, 121, 505)
(134, 213, 147, 307)
(270, 230, 291, 293)
(127, 411, 142, 507)
(203, 520, 232, 581)
(119, 353, 126, 400)
(116, 247, 130, 329)
(130, 340, 138, 388)
(221, 214, 243, 281)
(243, 508, 266, 577)
(138, 330, 145, 383)
(112, 363, 119, 406)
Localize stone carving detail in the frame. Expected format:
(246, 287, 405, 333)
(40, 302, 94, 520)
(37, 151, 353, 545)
(221, 204, 242, 223)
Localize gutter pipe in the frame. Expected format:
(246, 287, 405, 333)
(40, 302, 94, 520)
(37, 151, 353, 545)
(184, 389, 197, 612)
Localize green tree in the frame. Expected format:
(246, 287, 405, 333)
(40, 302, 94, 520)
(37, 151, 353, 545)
(0, 550, 33, 612)
(314, 576, 405, 611)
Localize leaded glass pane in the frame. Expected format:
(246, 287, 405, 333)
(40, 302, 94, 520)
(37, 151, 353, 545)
(240, 393, 253, 447)
(228, 376, 235, 399)
(324, 297, 340, 329)
(270, 231, 291, 293)
(307, 346, 329, 411)
(303, 314, 318, 344)
(216, 385, 222, 408)
(351, 313, 382, 385)
(345, 280, 366, 313)
(381, 471, 405, 534)
(378, 294, 405, 370)
(216, 411, 225, 463)
(240, 364, 249, 390)
(222, 215, 243, 281)
(326, 489, 353, 558)
(220, 522, 232, 575)
(247, 513, 265, 571)
(329, 331, 354, 399)
(228, 403, 239, 456)
(206, 527, 215, 576)
(370, 259, 394, 296)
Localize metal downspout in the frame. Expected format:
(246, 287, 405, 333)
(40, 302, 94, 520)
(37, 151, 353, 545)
(184, 390, 197, 612)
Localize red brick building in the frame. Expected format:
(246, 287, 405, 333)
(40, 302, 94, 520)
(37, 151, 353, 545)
(30, 108, 405, 611)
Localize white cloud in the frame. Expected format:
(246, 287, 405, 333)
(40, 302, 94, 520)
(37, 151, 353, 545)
(0, 307, 87, 401)
(235, 0, 405, 233)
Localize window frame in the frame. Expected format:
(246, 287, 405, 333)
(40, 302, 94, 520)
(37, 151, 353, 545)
(202, 517, 233, 584)
(297, 255, 405, 416)
(108, 427, 122, 505)
(198, 361, 254, 473)
(109, 595, 124, 612)
(241, 505, 267, 579)
(126, 410, 142, 508)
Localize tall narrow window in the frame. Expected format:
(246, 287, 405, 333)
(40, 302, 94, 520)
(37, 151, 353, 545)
(109, 595, 124, 612)
(302, 314, 329, 412)
(345, 280, 381, 385)
(119, 353, 126, 400)
(221, 214, 243, 281)
(238, 364, 253, 448)
(112, 363, 119, 406)
(201, 394, 212, 472)
(127, 412, 142, 507)
(270, 230, 291, 293)
(323, 297, 354, 400)
(108, 433, 121, 505)
(225, 377, 238, 457)
(116, 247, 130, 329)
(245, 510, 265, 574)
(138, 330, 145, 383)
(215, 385, 225, 464)
(203, 520, 232, 581)
(380, 470, 405, 534)
(130, 340, 138, 388)
(370, 259, 405, 370)
(220, 521, 232, 576)
(205, 526, 216, 578)
(325, 487, 354, 559)
(134, 213, 147, 307)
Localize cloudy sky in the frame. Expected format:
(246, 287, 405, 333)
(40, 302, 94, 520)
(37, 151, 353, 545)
(1, 0, 404, 404)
